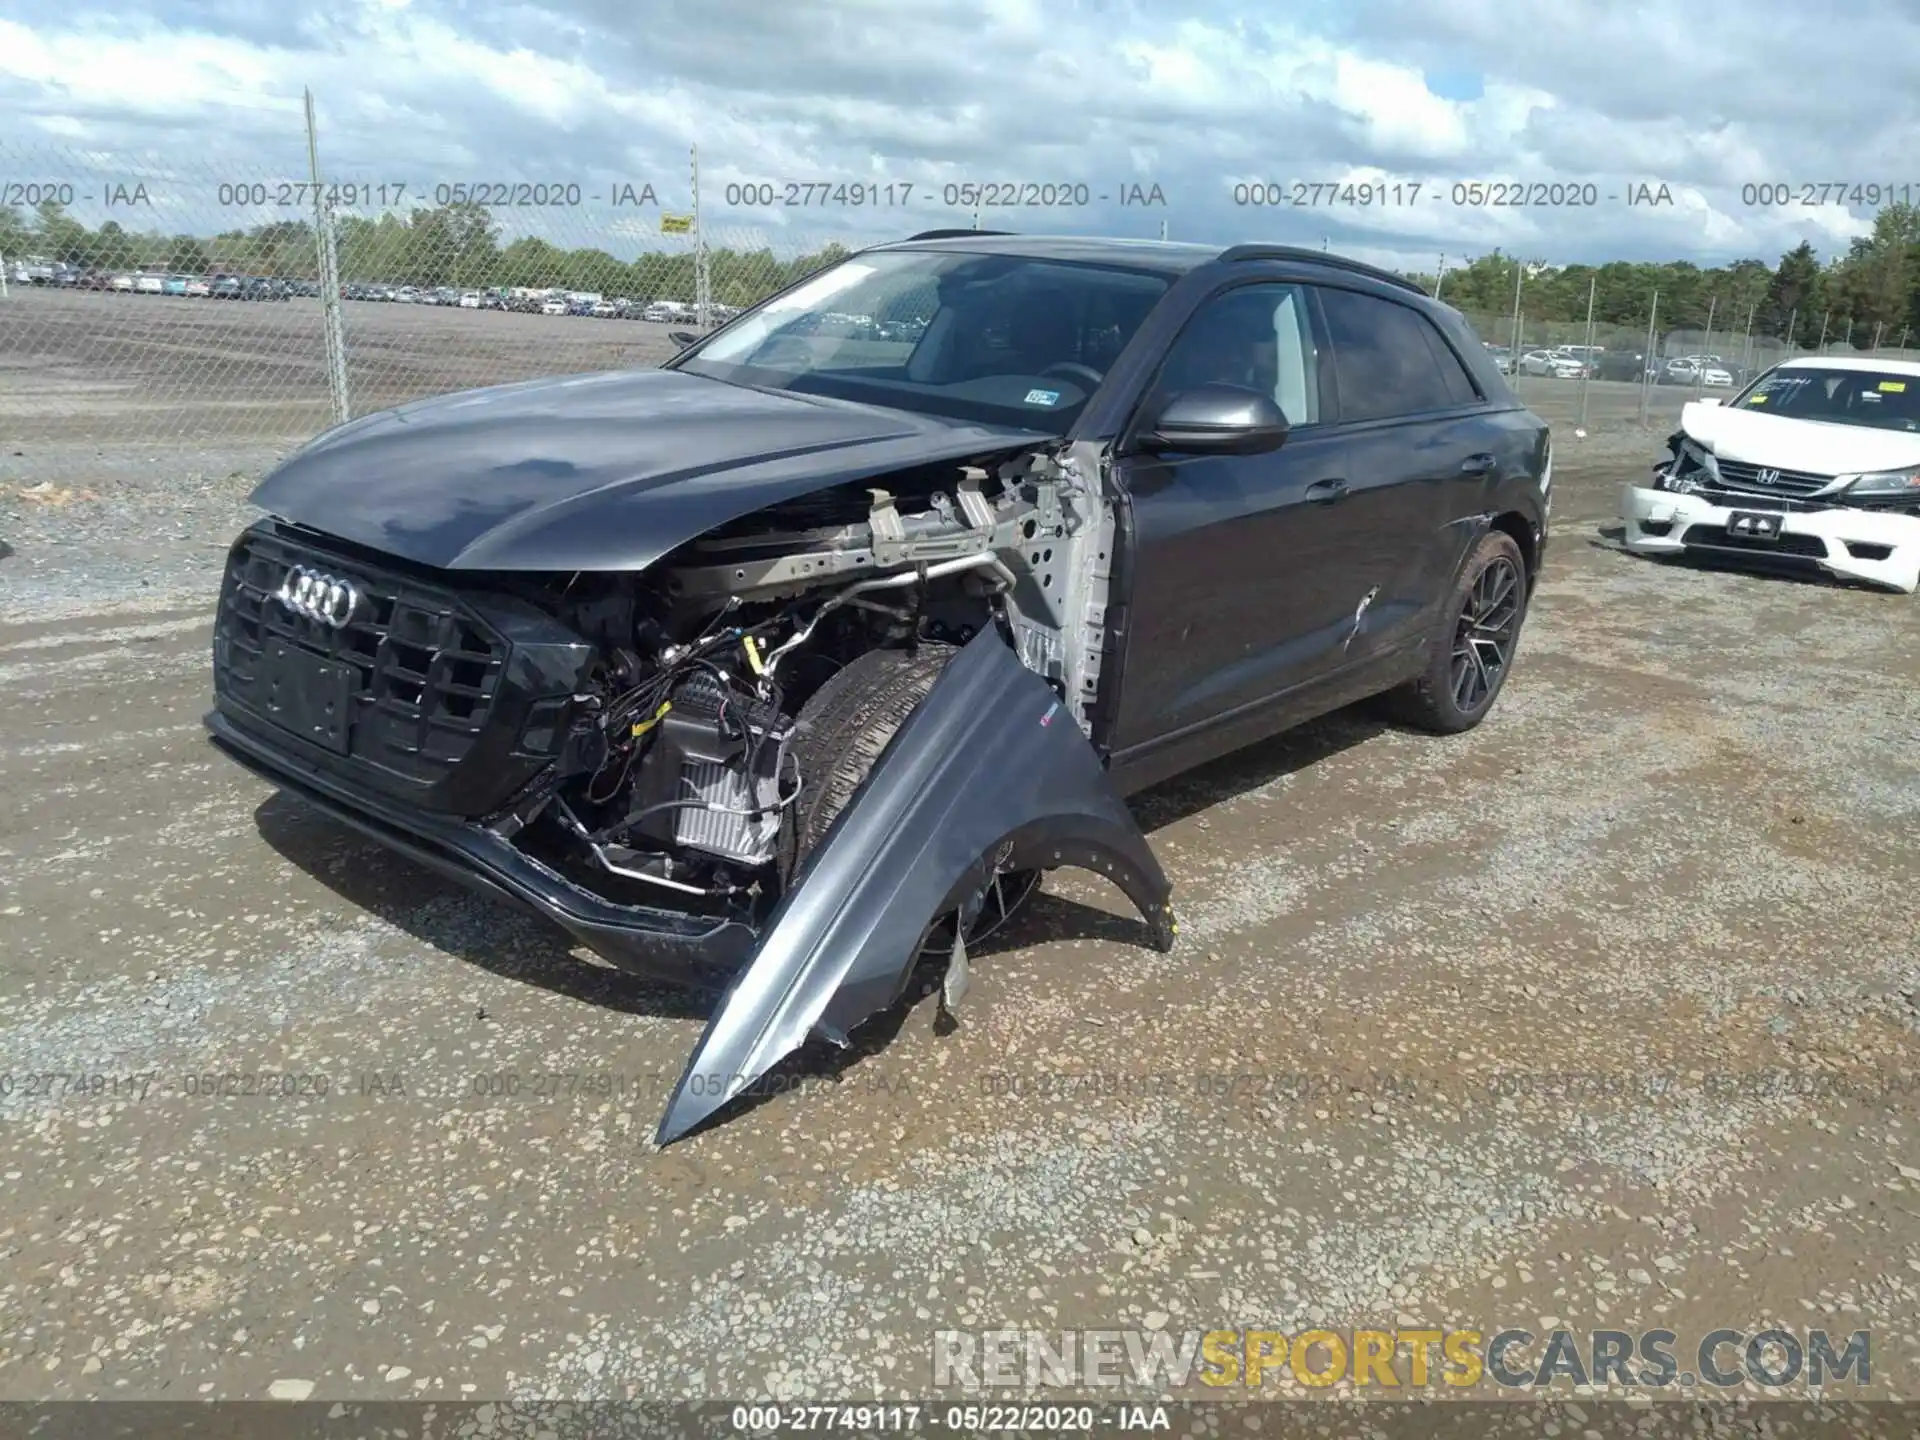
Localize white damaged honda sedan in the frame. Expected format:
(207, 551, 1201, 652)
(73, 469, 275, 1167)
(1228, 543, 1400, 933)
(1620, 356, 1920, 592)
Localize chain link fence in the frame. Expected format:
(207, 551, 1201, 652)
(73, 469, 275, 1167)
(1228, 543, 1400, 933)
(1455, 299, 1919, 431)
(0, 139, 860, 446)
(7, 134, 1920, 447)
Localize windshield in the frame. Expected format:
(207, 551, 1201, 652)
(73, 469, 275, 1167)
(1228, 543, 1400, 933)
(1730, 366, 1920, 433)
(674, 249, 1173, 433)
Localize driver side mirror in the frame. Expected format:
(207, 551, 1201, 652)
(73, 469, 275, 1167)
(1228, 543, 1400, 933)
(668, 329, 700, 349)
(1135, 384, 1291, 456)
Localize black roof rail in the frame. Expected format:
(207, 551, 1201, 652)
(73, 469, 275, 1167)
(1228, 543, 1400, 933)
(1216, 243, 1427, 296)
(900, 228, 1018, 241)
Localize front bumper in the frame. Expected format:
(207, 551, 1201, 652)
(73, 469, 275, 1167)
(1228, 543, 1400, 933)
(1618, 483, 1920, 594)
(207, 708, 758, 989)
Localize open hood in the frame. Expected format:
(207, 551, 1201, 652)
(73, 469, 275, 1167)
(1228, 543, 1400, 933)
(1681, 399, 1920, 476)
(250, 368, 1046, 571)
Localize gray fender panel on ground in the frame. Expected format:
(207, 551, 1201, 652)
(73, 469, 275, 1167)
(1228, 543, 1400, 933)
(655, 626, 1175, 1144)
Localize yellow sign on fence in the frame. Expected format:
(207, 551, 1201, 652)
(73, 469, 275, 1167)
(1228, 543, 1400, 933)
(660, 214, 694, 234)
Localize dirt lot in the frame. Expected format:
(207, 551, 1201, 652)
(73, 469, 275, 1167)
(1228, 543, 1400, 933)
(1, 317, 1917, 1419)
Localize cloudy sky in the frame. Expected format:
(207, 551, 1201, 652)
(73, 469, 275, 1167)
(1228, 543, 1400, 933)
(3, 0, 1916, 272)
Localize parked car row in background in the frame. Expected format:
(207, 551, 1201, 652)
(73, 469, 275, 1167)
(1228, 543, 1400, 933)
(1659, 355, 1738, 387)
(8, 262, 308, 299)
(337, 283, 740, 322)
(8, 263, 734, 323)
(1480, 337, 1749, 388)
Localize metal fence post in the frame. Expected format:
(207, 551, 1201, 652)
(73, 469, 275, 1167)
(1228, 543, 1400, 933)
(320, 200, 349, 421)
(690, 144, 710, 329)
(1637, 290, 1658, 429)
(1507, 259, 1522, 353)
(305, 89, 350, 425)
(1693, 297, 1716, 400)
(1576, 274, 1596, 429)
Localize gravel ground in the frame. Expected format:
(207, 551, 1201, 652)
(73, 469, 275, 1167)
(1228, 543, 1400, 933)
(2, 348, 1917, 1418)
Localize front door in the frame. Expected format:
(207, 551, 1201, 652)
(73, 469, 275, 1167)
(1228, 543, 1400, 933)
(1107, 282, 1355, 754)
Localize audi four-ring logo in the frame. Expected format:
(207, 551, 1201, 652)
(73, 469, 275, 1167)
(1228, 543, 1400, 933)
(274, 566, 361, 627)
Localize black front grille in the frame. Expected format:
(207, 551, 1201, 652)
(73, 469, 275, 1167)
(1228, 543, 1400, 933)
(1712, 459, 1832, 497)
(1680, 524, 1828, 558)
(213, 523, 594, 815)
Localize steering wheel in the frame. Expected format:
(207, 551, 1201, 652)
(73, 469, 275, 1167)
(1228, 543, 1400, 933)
(1039, 361, 1105, 389)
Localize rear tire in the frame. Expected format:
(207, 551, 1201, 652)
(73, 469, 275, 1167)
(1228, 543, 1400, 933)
(1385, 531, 1528, 734)
(778, 643, 1039, 946)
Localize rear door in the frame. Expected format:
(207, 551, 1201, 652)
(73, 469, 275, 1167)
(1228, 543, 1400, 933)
(1312, 284, 1493, 658)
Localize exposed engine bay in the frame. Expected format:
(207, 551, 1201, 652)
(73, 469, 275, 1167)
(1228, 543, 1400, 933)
(487, 445, 1113, 918)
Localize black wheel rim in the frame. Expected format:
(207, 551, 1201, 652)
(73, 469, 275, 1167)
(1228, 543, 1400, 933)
(920, 866, 1042, 955)
(1451, 556, 1521, 714)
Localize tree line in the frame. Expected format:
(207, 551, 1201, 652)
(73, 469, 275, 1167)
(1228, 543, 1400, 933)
(6, 195, 1918, 338)
(1410, 204, 1920, 345)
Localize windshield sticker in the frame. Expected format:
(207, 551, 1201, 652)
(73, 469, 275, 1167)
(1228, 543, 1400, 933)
(1024, 388, 1061, 406)
(1879, 380, 1907, 392)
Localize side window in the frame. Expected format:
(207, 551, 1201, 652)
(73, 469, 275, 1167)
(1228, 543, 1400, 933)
(1152, 284, 1321, 426)
(1428, 328, 1483, 406)
(1318, 287, 1479, 422)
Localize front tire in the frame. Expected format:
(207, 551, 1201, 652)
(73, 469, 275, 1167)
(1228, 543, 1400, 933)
(1386, 531, 1528, 733)
(779, 643, 1039, 947)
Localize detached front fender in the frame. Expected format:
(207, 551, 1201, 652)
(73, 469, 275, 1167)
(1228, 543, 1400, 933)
(656, 627, 1176, 1144)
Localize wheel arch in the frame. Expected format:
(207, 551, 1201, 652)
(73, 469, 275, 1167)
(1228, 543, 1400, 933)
(1490, 509, 1538, 591)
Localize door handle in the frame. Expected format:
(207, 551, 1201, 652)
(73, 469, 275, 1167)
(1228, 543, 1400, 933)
(1461, 453, 1497, 474)
(1306, 478, 1350, 504)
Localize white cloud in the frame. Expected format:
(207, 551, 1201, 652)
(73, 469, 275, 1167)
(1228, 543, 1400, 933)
(0, 0, 1911, 270)
(0, 18, 286, 114)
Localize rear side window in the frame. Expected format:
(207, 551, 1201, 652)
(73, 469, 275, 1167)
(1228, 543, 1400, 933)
(1319, 287, 1481, 422)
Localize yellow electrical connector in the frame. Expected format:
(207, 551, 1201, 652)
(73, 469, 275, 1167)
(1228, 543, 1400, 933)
(742, 634, 766, 676)
(631, 700, 672, 738)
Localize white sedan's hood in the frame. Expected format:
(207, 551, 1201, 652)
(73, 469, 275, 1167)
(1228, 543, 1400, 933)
(1682, 400, 1920, 476)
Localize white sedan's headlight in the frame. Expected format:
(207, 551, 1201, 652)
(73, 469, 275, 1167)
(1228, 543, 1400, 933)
(1661, 439, 1717, 493)
(1839, 466, 1920, 497)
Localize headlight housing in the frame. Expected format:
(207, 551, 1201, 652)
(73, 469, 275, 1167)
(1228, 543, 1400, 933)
(1659, 439, 1717, 494)
(1839, 466, 1920, 497)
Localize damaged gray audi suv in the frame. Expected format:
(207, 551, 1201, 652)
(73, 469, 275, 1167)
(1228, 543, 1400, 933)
(207, 232, 1550, 1141)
